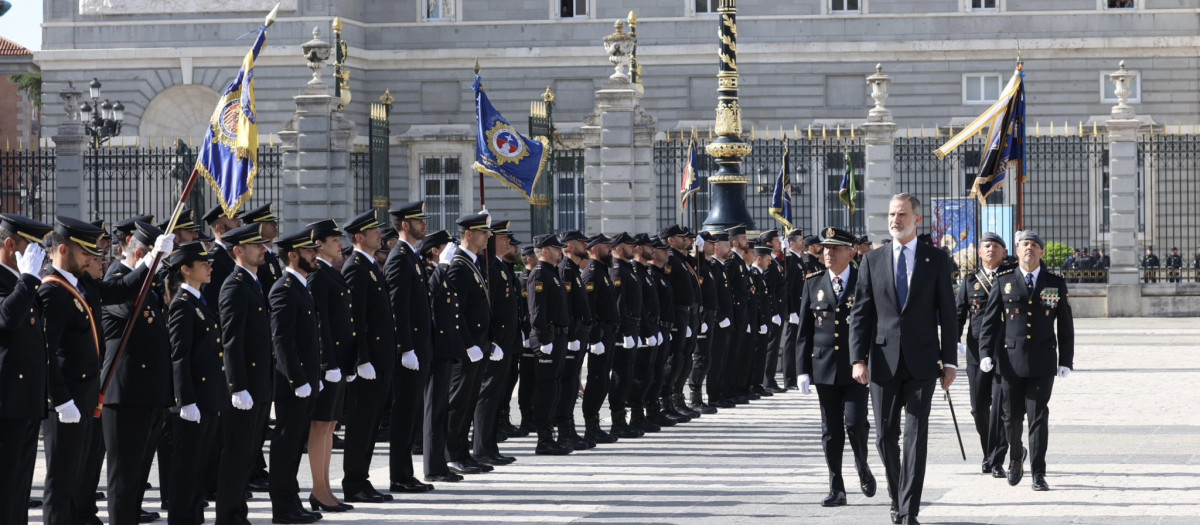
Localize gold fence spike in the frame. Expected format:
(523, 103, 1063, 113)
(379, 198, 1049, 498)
(850, 124, 856, 139)
(1078, 121, 1083, 137)
(794, 124, 798, 139)
(906, 126, 911, 139)
(750, 125, 756, 140)
(920, 124, 926, 138)
(836, 124, 841, 139)
(707, 126, 713, 139)
(1049, 122, 1054, 136)
(779, 126, 784, 139)
(807, 124, 813, 140)
(1093, 121, 1099, 137)
(822, 125, 827, 139)
(17, 137, 22, 150)
(764, 126, 770, 140)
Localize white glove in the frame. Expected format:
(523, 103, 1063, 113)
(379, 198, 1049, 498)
(771, 315, 782, 326)
(294, 383, 312, 398)
(466, 345, 484, 362)
(346, 374, 357, 383)
(590, 341, 606, 355)
(490, 345, 504, 361)
(658, 331, 665, 344)
(979, 357, 995, 373)
(55, 399, 82, 424)
(179, 403, 201, 423)
(17, 243, 45, 276)
(638, 338, 647, 348)
(324, 369, 342, 383)
(957, 342, 966, 359)
(540, 343, 554, 355)
(139, 233, 177, 268)
(719, 318, 731, 328)
(759, 324, 768, 334)
(746, 324, 752, 334)
(799, 374, 812, 395)
(686, 326, 693, 337)
(789, 313, 800, 325)
(622, 336, 636, 348)
(522, 332, 531, 348)
(1058, 366, 1072, 378)
(401, 350, 419, 371)
(701, 322, 709, 334)
(357, 362, 377, 380)
(231, 390, 254, 410)
(567, 340, 581, 351)
(319, 381, 325, 392)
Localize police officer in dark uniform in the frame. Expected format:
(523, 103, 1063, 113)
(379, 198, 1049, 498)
(1142, 247, 1160, 283)
(418, 230, 464, 482)
(629, 234, 666, 431)
(803, 235, 826, 276)
(700, 232, 735, 410)
(723, 225, 752, 405)
(798, 227, 877, 508)
(240, 204, 283, 292)
(497, 238, 530, 440)
(0, 214, 51, 525)
(979, 231, 1074, 492)
(688, 231, 720, 413)
(782, 228, 807, 390)
(200, 205, 241, 310)
(266, 229, 323, 523)
(1166, 247, 1183, 283)
(661, 225, 701, 420)
(164, 242, 225, 525)
(100, 221, 175, 525)
(157, 208, 203, 245)
(749, 245, 777, 398)
(955, 232, 1012, 478)
(214, 222, 274, 525)
(757, 230, 787, 395)
(515, 243, 538, 435)
(473, 220, 520, 465)
(580, 234, 619, 443)
(606, 233, 642, 439)
(526, 234, 573, 455)
(648, 238, 686, 424)
(555, 230, 594, 450)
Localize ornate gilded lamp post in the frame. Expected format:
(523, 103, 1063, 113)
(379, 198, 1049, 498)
(702, 0, 754, 231)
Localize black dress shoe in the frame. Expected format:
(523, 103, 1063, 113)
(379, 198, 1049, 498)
(473, 453, 517, 466)
(820, 490, 846, 507)
(1008, 446, 1027, 486)
(991, 465, 1007, 478)
(890, 510, 901, 524)
(96, 492, 106, 500)
(647, 412, 676, 427)
(713, 399, 735, 408)
(466, 458, 495, 472)
(332, 434, 345, 449)
(535, 441, 572, 455)
(27, 499, 42, 508)
(138, 510, 161, 523)
(424, 472, 464, 483)
(272, 509, 319, 524)
(611, 425, 640, 439)
(1031, 473, 1050, 491)
(982, 460, 991, 474)
(446, 461, 483, 475)
(767, 386, 788, 394)
(859, 469, 877, 497)
(902, 516, 920, 525)
(343, 488, 390, 503)
(390, 478, 435, 493)
(247, 477, 270, 492)
(692, 403, 718, 414)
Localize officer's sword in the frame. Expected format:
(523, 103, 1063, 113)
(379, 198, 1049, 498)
(944, 388, 967, 461)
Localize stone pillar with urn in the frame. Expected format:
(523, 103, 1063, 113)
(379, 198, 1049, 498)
(862, 64, 897, 244)
(53, 82, 88, 219)
(1105, 60, 1142, 315)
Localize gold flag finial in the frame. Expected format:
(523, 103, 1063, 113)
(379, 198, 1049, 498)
(380, 88, 395, 107)
(628, 10, 637, 27)
(473, 59, 480, 76)
(332, 17, 342, 32)
(543, 86, 555, 104)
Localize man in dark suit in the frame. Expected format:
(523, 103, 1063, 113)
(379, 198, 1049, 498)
(215, 222, 275, 525)
(443, 214, 494, 474)
(581, 234, 619, 443)
(473, 221, 521, 465)
(688, 231, 721, 413)
(723, 225, 753, 405)
(555, 230, 593, 450)
(606, 233, 642, 439)
(266, 229, 324, 523)
(781, 228, 807, 390)
(955, 232, 1013, 478)
(661, 226, 701, 420)
(100, 221, 175, 525)
(0, 214, 51, 525)
(699, 233, 735, 410)
(756, 230, 787, 395)
(979, 230, 1074, 492)
(799, 227, 877, 508)
(849, 194, 958, 525)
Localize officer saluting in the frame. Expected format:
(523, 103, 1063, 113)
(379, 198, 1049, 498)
(0, 214, 51, 525)
(526, 234, 573, 456)
(797, 227, 876, 508)
(979, 231, 1074, 492)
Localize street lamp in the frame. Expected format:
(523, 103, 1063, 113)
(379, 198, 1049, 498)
(80, 78, 123, 148)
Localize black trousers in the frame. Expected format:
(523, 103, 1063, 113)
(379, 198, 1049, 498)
(870, 374, 936, 519)
(646, 330, 672, 410)
(0, 417, 39, 525)
(966, 364, 1008, 469)
(102, 404, 162, 525)
(269, 390, 315, 516)
(532, 335, 567, 431)
(687, 313, 715, 397)
(214, 395, 269, 525)
(581, 331, 617, 421)
(389, 365, 426, 483)
(724, 323, 751, 397)
(816, 383, 871, 493)
(143, 408, 171, 508)
(780, 320, 800, 386)
(446, 358, 484, 463)
(499, 340, 522, 422)
(342, 361, 394, 492)
(167, 410, 219, 525)
(762, 322, 785, 387)
(474, 335, 516, 456)
(1002, 375, 1055, 475)
(517, 347, 537, 423)
(42, 380, 101, 525)
(553, 346, 585, 423)
(422, 359, 454, 477)
(668, 310, 699, 398)
(607, 342, 636, 420)
(704, 324, 731, 401)
(628, 338, 658, 410)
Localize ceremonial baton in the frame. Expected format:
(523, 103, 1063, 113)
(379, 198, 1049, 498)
(943, 387, 967, 461)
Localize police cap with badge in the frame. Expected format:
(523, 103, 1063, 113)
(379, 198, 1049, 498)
(222, 223, 271, 246)
(818, 226, 855, 247)
(54, 216, 107, 256)
(418, 230, 453, 256)
(166, 242, 215, 271)
(389, 201, 429, 222)
(343, 210, 382, 235)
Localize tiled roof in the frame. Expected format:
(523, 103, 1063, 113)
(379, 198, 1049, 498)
(0, 36, 32, 56)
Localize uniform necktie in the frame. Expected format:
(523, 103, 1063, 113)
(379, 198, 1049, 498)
(833, 276, 844, 300)
(895, 246, 908, 308)
(1025, 272, 1035, 292)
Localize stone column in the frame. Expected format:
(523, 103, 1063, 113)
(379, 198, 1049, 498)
(583, 20, 656, 234)
(862, 65, 897, 244)
(277, 27, 356, 236)
(1104, 61, 1141, 316)
(53, 83, 88, 220)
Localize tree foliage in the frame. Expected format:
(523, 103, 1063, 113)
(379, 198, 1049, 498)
(10, 72, 42, 110)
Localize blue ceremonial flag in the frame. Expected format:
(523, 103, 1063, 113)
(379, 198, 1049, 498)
(839, 152, 857, 215)
(972, 68, 1026, 204)
(472, 75, 550, 204)
(680, 136, 700, 209)
(768, 142, 793, 231)
(194, 19, 270, 218)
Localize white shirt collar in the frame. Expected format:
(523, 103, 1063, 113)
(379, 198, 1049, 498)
(1020, 265, 1042, 285)
(181, 283, 203, 299)
(52, 265, 79, 288)
(400, 238, 416, 252)
(457, 243, 477, 263)
(892, 237, 918, 256)
(285, 266, 308, 286)
(316, 256, 332, 268)
(236, 264, 259, 282)
(787, 248, 805, 259)
(829, 265, 851, 285)
(354, 248, 375, 262)
(121, 259, 137, 271)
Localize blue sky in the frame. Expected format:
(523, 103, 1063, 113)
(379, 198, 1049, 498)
(0, 1, 43, 51)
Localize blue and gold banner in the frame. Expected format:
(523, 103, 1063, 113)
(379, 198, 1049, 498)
(680, 137, 700, 209)
(472, 75, 550, 204)
(194, 22, 268, 218)
(768, 141, 792, 231)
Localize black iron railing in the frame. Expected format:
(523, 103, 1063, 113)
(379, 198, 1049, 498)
(0, 148, 56, 224)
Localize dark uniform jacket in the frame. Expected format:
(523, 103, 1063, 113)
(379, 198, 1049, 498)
(0, 267, 48, 418)
(610, 258, 641, 343)
(955, 263, 1015, 367)
(310, 259, 355, 376)
(665, 248, 697, 309)
(784, 250, 806, 318)
(725, 252, 750, 328)
(42, 265, 148, 408)
(101, 261, 172, 407)
(633, 261, 659, 339)
(203, 244, 235, 313)
(697, 256, 718, 320)
(979, 267, 1075, 379)
(488, 256, 521, 345)
(749, 265, 769, 329)
(167, 287, 226, 412)
(448, 249, 491, 352)
(651, 264, 674, 332)
(798, 267, 858, 386)
(582, 257, 618, 344)
(803, 252, 826, 276)
(559, 257, 593, 346)
(344, 249, 395, 371)
(258, 250, 284, 291)
(219, 266, 273, 401)
(527, 260, 569, 347)
(429, 262, 466, 361)
(269, 270, 323, 396)
(709, 256, 733, 324)
(764, 259, 786, 320)
(385, 240, 432, 365)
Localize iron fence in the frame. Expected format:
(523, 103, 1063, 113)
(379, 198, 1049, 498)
(1138, 134, 1200, 283)
(0, 148, 56, 224)
(655, 137, 863, 233)
(351, 150, 372, 213)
